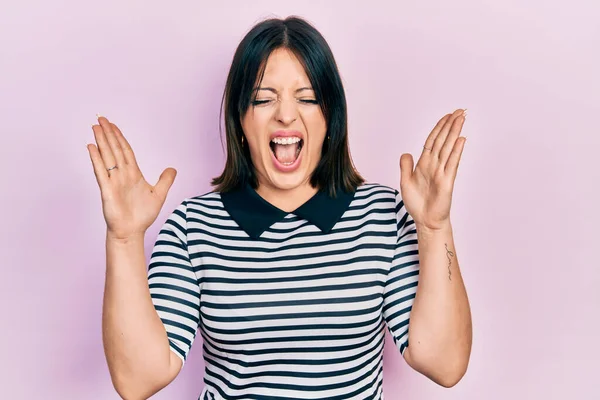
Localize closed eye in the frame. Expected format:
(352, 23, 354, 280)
(251, 99, 272, 105)
(251, 99, 319, 106)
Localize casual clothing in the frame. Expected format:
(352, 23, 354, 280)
(148, 183, 420, 399)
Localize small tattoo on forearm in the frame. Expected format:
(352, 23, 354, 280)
(445, 243, 454, 281)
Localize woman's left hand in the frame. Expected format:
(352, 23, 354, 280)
(399, 108, 467, 231)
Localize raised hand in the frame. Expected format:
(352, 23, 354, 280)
(399, 109, 467, 231)
(87, 115, 177, 240)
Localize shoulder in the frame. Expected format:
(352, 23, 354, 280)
(349, 183, 401, 216)
(354, 182, 399, 202)
(170, 191, 225, 220)
(182, 190, 240, 225)
(185, 190, 224, 208)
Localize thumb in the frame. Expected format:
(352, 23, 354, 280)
(154, 167, 177, 200)
(399, 153, 413, 187)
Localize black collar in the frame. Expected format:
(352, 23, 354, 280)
(220, 184, 356, 239)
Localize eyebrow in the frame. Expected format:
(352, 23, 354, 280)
(254, 87, 314, 94)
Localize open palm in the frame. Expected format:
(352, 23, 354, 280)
(399, 109, 467, 231)
(87, 116, 177, 240)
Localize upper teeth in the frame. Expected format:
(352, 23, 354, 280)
(272, 137, 301, 145)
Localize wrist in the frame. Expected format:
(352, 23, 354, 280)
(106, 230, 145, 245)
(415, 220, 453, 236)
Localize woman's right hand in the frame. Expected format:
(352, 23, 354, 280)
(87, 115, 177, 241)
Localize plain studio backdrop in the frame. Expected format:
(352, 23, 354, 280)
(1, 0, 598, 399)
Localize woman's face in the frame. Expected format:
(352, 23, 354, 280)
(241, 47, 327, 192)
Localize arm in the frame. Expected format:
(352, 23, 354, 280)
(403, 221, 472, 387)
(397, 108, 472, 386)
(89, 116, 192, 398)
(103, 233, 182, 399)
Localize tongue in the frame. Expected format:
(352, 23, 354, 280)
(273, 143, 299, 164)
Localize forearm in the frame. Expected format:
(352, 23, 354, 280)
(102, 232, 175, 399)
(405, 221, 472, 386)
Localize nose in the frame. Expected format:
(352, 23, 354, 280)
(274, 97, 298, 125)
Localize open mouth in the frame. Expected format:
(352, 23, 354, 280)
(269, 137, 304, 166)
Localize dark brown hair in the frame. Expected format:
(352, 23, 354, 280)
(211, 16, 364, 197)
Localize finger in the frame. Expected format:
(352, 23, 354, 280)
(92, 123, 116, 174)
(399, 153, 414, 188)
(445, 136, 466, 178)
(87, 143, 110, 190)
(154, 167, 178, 201)
(439, 113, 466, 167)
(110, 122, 139, 168)
(423, 113, 452, 156)
(432, 109, 465, 158)
(97, 116, 126, 169)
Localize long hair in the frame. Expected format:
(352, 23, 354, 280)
(211, 16, 364, 197)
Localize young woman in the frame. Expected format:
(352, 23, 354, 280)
(88, 15, 472, 400)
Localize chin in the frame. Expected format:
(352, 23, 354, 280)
(264, 168, 311, 191)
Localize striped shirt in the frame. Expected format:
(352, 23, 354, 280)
(148, 183, 420, 399)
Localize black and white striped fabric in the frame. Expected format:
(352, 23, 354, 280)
(148, 183, 420, 399)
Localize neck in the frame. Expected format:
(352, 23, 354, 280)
(255, 180, 319, 213)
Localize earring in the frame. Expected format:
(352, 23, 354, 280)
(327, 135, 330, 140)
(241, 135, 244, 146)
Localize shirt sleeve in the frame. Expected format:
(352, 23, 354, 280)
(148, 199, 200, 366)
(382, 190, 420, 356)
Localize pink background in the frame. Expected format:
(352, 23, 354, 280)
(2, 0, 599, 398)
